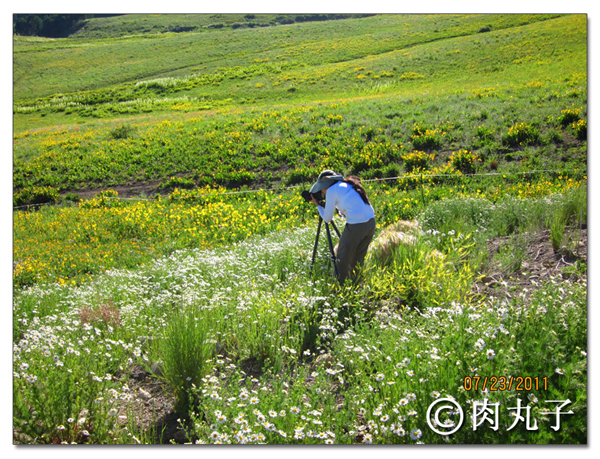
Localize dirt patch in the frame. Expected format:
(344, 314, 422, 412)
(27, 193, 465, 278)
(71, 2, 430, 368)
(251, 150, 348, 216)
(125, 365, 182, 444)
(60, 175, 284, 201)
(475, 226, 587, 298)
(239, 356, 265, 380)
(62, 181, 164, 200)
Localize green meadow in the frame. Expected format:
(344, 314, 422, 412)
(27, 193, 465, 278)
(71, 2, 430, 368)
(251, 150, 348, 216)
(13, 14, 587, 444)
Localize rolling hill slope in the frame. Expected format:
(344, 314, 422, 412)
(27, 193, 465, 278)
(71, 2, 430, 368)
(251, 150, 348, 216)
(13, 14, 586, 197)
(14, 14, 566, 104)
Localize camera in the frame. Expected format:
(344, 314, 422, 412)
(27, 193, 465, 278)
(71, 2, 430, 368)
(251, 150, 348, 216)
(301, 190, 323, 205)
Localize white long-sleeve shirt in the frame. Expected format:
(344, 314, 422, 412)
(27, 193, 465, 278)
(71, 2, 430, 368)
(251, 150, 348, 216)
(317, 181, 375, 224)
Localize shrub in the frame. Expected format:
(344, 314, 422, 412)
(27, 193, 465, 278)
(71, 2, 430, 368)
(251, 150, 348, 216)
(158, 176, 196, 191)
(448, 149, 482, 175)
(400, 72, 425, 80)
(545, 129, 563, 144)
(572, 119, 587, 140)
(558, 107, 582, 127)
(167, 185, 229, 204)
(62, 192, 81, 203)
(474, 124, 495, 141)
(228, 170, 255, 186)
(502, 122, 541, 147)
(326, 114, 343, 124)
(359, 168, 381, 180)
(213, 170, 256, 187)
(285, 166, 316, 185)
(14, 186, 59, 207)
(401, 150, 435, 173)
(108, 124, 136, 139)
(429, 163, 463, 185)
(79, 189, 123, 209)
(382, 162, 401, 179)
(350, 156, 372, 175)
(411, 123, 446, 150)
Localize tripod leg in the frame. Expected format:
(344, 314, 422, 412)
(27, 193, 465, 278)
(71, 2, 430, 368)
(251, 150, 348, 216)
(325, 222, 339, 278)
(330, 220, 341, 239)
(311, 217, 323, 269)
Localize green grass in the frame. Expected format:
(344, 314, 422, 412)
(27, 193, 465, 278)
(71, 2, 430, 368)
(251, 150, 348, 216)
(13, 15, 586, 201)
(14, 14, 573, 108)
(13, 210, 587, 444)
(69, 14, 375, 39)
(13, 84, 587, 196)
(12, 13, 587, 445)
(13, 175, 585, 288)
(157, 306, 215, 413)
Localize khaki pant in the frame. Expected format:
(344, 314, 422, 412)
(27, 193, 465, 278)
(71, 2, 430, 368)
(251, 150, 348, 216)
(336, 218, 376, 284)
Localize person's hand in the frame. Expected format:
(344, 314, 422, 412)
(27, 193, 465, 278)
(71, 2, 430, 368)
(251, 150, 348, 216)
(310, 195, 319, 206)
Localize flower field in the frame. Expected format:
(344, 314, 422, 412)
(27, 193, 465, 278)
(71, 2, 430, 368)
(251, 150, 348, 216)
(13, 172, 584, 288)
(13, 178, 588, 444)
(12, 13, 587, 445)
(13, 185, 587, 444)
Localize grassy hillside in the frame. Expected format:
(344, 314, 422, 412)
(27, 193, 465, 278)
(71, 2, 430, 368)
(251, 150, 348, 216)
(13, 14, 587, 199)
(14, 14, 563, 104)
(69, 13, 375, 39)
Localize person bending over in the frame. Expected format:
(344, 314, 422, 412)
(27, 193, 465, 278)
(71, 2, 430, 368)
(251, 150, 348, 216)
(309, 170, 376, 285)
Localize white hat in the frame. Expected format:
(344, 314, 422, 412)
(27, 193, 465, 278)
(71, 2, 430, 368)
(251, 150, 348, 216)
(309, 170, 344, 194)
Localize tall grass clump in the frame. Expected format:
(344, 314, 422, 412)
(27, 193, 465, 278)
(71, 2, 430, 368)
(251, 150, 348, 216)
(548, 212, 568, 252)
(418, 196, 494, 236)
(546, 183, 586, 252)
(156, 307, 215, 413)
(493, 233, 530, 274)
(419, 186, 586, 242)
(560, 183, 587, 225)
(488, 196, 538, 236)
(365, 230, 474, 309)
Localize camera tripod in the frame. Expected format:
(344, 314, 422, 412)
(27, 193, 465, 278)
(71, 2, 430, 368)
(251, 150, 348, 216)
(311, 215, 341, 277)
